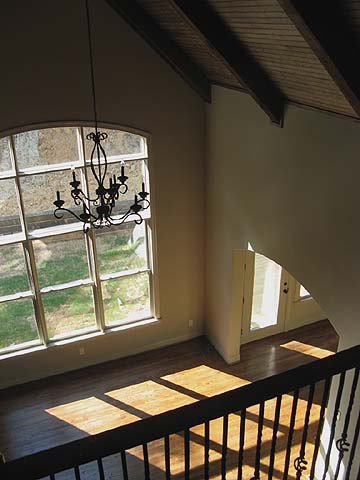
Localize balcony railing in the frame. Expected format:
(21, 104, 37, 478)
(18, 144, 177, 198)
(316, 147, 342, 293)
(0, 344, 359, 479)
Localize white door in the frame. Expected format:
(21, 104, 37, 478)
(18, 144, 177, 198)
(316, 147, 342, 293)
(241, 249, 325, 345)
(285, 281, 326, 330)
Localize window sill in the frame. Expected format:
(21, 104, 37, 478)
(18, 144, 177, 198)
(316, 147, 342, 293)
(0, 316, 160, 361)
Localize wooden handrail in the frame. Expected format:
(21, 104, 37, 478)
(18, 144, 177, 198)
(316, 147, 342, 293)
(1, 344, 359, 479)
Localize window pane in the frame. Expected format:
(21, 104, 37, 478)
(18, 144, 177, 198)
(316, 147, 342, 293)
(300, 285, 311, 297)
(0, 298, 39, 350)
(102, 273, 150, 326)
(14, 127, 79, 169)
(0, 179, 22, 236)
(33, 232, 90, 288)
(86, 160, 145, 218)
(43, 285, 96, 338)
(251, 253, 281, 331)
(21, 169, 84, 230)
(0, 243, 29, 297)
(84, 128, 144, 158)
(96, 223, 147, 275)
(0, 137, 12, 172)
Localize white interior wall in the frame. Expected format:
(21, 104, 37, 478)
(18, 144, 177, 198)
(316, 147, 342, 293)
(206, 86, 360, 358)
(0, 0, 205, 388)
(206, 86, 360, 478)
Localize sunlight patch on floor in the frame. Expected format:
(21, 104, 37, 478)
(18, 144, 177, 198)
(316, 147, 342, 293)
(45, 396, 139, 434)
(106, 380, 197, 416)
(280, 341, 334, 359)
(161, 365, 249, 397)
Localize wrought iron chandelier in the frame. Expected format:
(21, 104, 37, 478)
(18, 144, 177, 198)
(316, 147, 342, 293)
(53, 0, 149, 231)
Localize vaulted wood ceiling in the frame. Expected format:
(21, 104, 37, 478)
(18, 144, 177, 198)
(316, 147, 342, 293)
(106, 0, 360, 127)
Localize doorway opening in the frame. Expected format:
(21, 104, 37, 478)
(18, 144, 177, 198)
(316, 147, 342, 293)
(240, 246, 325, 344)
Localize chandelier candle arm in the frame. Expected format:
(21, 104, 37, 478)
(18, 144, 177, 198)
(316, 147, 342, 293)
(53, 132, 150, 231)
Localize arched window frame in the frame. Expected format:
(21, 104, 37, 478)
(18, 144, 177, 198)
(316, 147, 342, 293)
(0, 123, 159, 357)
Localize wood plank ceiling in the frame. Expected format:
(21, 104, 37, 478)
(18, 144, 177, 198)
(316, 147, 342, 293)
(107, 0, 360, 125)
(208, 0, 355, 117)
(136, 0, 243, 88)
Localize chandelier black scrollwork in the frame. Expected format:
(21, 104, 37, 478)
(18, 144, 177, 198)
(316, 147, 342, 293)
(53, 0, 149, 231)
(53, 130, 150, 232)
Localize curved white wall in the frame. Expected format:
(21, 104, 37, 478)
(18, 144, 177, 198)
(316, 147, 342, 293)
(0, 0, 205, 387)
(206, 86, 360, 356)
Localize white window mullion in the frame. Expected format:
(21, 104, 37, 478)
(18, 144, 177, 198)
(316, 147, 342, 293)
(144, 220, 155, 318)
(144, 219, 151, 271)
(9, 135, 49, 346)
(23, 240, 49, 344)
(0, 170, 16, 181)
(40, 278, 94, 294)
(87, 229, 105, 331)
(17, 161, 83, 177)
(100, 266, 150, 282)
(144, 143, 160, 319)
(0, 291, 33, 303)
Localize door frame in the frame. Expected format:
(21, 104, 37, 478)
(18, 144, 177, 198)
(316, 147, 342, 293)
(284, 280, 326, 330)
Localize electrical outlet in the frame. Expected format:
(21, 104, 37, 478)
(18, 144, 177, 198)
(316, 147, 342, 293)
(189, 319, 194, 328)
(79, 347, 85, 356)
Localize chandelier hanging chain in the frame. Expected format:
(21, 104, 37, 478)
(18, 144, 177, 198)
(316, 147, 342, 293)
(85, 0, 99, 133)
(53, 0, 150, 231)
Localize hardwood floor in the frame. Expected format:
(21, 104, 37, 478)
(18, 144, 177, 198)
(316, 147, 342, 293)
(0, 320, 338, 479)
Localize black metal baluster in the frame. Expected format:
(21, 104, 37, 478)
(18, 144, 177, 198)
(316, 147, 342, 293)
(74, 465, 81, 480)
(164, 435, 171, 480)
(309, 377, 332, 480)
(321, 371, 346, 480)
(294, 383, 315, 479)
(121, 450, 129, 480)
(251, 401, 264, 480)
(268, 396, 282, 480)
(205, 421, 210, 480)
(237, 409, 246, 480)
(221, 414, 229, 480)
(97, 458, 105, 480)
(334, 367, 359, 480)
(184, 428, 190, 480)
(143, 443, 150, 480)
(49, 475, 55, 480)
(283, 389, 299, 480)
(345, 409, 360, 480)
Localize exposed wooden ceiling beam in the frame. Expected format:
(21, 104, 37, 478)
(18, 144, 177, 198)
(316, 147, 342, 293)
(105, 0, 211, 103)
(169, 0, 284, 126)
(277, 0, 360, 118)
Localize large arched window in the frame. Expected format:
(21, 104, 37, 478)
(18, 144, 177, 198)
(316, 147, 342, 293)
(0, 126, 155, 354)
